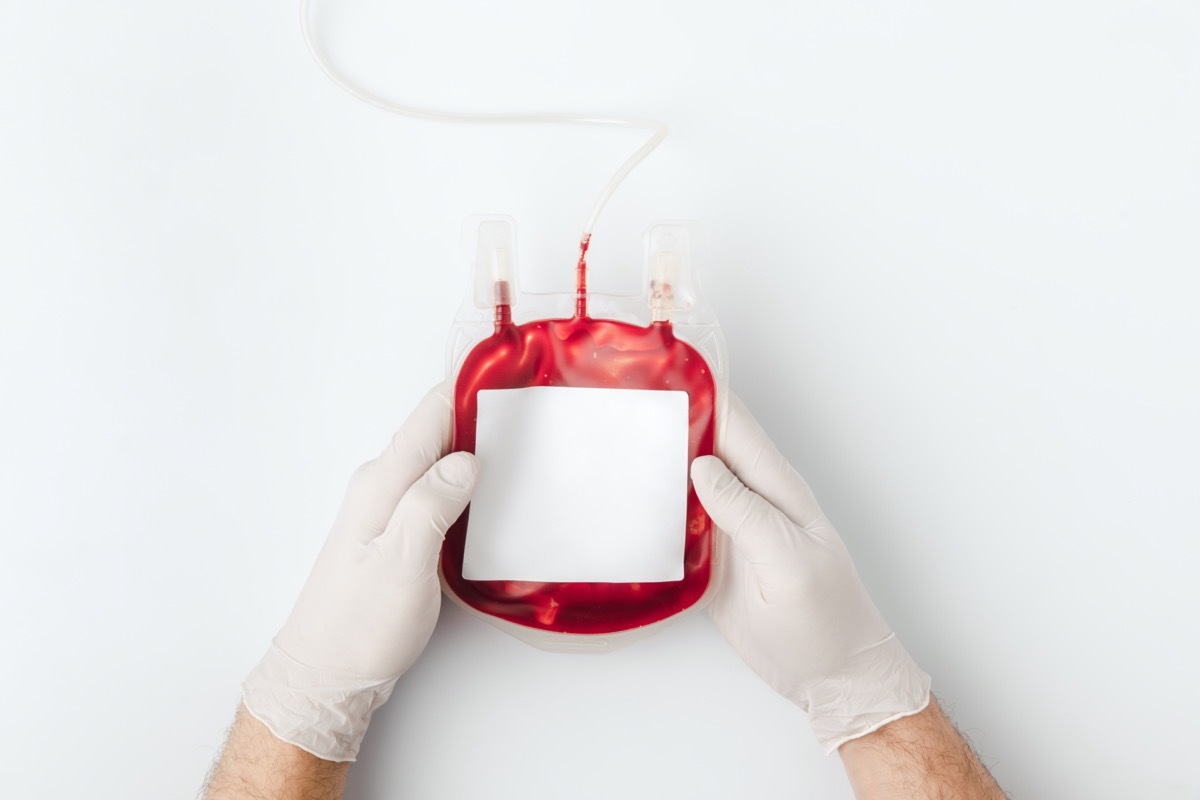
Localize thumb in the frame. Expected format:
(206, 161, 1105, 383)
(692, 455, 797, 573)
(376, 451, 479, 574)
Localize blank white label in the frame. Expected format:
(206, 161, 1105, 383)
(462, 386, 689, 583)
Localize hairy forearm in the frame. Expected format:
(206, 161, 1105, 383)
(203, 704, 349, 800)
(838, 696, 1006, 800)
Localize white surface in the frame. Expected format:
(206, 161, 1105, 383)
(0, 1, 1197, 798)
(465, 387, 688, 582)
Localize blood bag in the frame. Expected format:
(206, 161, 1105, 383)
(296, 0, 728, 651)
(440, 218, 727, 651)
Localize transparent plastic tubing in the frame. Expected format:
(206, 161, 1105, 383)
(299, 0, 668, 242)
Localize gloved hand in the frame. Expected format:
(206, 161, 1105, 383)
(241, 382, 478, 762)
(691, 395, 931, 753)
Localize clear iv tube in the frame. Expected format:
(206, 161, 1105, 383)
(299, 0, 668, 240)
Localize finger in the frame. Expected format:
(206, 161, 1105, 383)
(343, 381, 457, 535)
(375, 452, 479, 574)
(377, 380, 456, 482)
(717, 393, 826, 530)
(691, 455, 799, 584)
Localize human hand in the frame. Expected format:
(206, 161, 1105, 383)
(691, 395, 930, 753)
(241, 382, 478, 762)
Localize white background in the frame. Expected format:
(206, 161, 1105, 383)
(2, 1, 1198, 797)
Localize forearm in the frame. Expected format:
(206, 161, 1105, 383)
(203, 704, 349, 800)
(838, 696, 1006, 800)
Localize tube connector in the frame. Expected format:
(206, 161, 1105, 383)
(471, 218, 517, 328)
(490, 247, 513, 307)
(473, 218, 517, 311)
(650, 252, 676, 322)
(645, 223, 695, 323)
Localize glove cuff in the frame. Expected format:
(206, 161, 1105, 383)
(241, 640, 397, 762)
(806, 633, 932, 755)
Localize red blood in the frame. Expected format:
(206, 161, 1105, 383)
(441, 242, 716, 634)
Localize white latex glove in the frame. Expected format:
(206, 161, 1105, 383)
(691, 395, 931, 753)
(242, 382, 478, 762)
